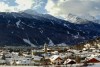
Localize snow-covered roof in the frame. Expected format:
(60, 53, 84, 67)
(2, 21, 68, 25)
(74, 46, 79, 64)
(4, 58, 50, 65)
(6, 56, 31, 61)
(32, 56, 42, 61)
(83, 48, 87, 50)
(86, 56, 100, 62)
(90, 48, 96, 50)
(50, 55, 62, 61)
(42, 48, 51, 50)
(16, 60, 31, 65)
(0, 60, 6, 63)
(51, 51, 59, 54)
(64, 59, 76, 64)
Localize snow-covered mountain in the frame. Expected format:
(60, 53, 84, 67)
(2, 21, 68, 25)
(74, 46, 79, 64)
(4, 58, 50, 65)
(0, 12, 100, 47)
(66, 13, 100, 24)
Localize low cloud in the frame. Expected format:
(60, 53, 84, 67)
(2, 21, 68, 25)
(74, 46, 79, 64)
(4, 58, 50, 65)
(45, 0, 100, 18)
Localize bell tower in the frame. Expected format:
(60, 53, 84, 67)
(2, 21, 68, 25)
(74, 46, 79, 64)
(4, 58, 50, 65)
(44, 43, 47, 53)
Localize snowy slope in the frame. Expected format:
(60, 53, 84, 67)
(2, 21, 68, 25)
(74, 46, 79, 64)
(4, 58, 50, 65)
(0, 12, 100, 47)
(66, 13, 100, 24)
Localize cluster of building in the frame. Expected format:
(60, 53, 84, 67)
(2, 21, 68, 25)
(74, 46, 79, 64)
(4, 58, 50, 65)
(0, 43, 100, 67)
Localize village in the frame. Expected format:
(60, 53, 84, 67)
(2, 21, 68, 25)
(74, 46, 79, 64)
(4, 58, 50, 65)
(0, 41, 99, 67)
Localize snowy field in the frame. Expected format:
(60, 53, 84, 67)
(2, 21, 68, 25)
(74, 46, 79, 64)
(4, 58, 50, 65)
(0, 65, 80, 67)
(0, 65, 83, 67)
(87, 63, 100, 67)
(0, 66, 43, 67)
(0, 64, 100, 67)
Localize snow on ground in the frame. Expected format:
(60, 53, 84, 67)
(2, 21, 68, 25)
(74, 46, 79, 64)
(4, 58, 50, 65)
(48, 38, 54, 46)
(23, 38, 36, 47)
(16, 20, 21, 28)
(87, 63, 100, 67)
(0, 66, 43, 67)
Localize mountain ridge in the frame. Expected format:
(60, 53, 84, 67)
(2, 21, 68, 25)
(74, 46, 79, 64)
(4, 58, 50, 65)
(66, 13, 100, 24)
(0, 12, 100, 47)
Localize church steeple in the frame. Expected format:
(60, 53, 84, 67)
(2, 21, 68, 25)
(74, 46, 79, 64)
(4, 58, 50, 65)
(44, 43, 48, 53)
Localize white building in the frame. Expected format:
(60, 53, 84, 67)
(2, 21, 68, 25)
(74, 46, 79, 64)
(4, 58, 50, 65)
(50, 55, 63, 64)
(6, 56, 31, 65)
(64, 59, 76, 64)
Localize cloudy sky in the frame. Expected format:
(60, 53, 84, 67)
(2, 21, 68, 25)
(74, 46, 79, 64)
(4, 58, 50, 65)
(0, 0, 100, 19)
